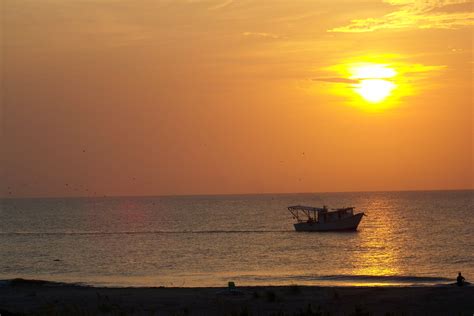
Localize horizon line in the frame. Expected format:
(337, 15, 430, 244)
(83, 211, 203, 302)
(1, 187, 473, 200)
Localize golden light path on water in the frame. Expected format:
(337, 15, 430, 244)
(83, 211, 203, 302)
(349, 197, 402, 286)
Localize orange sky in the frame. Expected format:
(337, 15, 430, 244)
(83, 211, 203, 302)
(2, 0, 473, 197)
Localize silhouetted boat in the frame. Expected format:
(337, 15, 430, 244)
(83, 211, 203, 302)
(288, 205, 364, 232)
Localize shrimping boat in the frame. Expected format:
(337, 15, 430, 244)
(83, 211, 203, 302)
(288, 205, 365, 232)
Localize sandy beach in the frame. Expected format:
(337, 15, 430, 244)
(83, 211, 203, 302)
(0, 279, 473, 315)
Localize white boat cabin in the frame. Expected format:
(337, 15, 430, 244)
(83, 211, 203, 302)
(288, 205, 356, 224)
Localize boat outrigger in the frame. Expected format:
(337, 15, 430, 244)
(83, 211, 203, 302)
(288, 205, 365, 232)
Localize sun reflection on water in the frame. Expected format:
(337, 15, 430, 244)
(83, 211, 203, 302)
(350, 198, 401, 279)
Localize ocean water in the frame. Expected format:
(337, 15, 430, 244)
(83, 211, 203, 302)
(1, 190, 473, 287)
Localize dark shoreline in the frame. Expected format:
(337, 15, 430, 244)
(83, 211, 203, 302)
(1, 278, 473, 315)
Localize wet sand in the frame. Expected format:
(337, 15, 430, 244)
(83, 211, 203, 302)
(0, 279, 473, 315)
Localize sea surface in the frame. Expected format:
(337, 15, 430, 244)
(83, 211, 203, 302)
(1, 190, 473, 287)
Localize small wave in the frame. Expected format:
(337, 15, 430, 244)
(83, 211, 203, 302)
(190, 230, 292, 234)
(315, 274, 451, 283)
(0, 230, 293, 236)
(232, 274, 452, 285)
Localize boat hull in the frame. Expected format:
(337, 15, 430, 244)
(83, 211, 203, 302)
(294, 213, 364, 232)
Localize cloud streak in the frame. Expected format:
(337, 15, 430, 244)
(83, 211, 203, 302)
(312, 60, 446, 90)
(208, 0, 233, 10)
(312, 77, 360, 84)
(329, 0, 474, 32)
(242, 32, 282, 39)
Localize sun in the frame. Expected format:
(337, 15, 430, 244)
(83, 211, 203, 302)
(321, 60, 405, 110)
(349, 63, 397, 103)
(355, 79, 396, 103)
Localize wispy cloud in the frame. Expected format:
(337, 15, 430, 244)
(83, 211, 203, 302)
(208, 0, 233, 10)
(312, 77, 360, 84)
(185, 0, 234, 10)
(242, 32, 282, 39)
(312, 60, 446, 88)
(429, 1, 474, 13)
(330, 0, 474, 32)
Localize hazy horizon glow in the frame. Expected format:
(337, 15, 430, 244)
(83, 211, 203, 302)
(2, 0, 473, 198)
